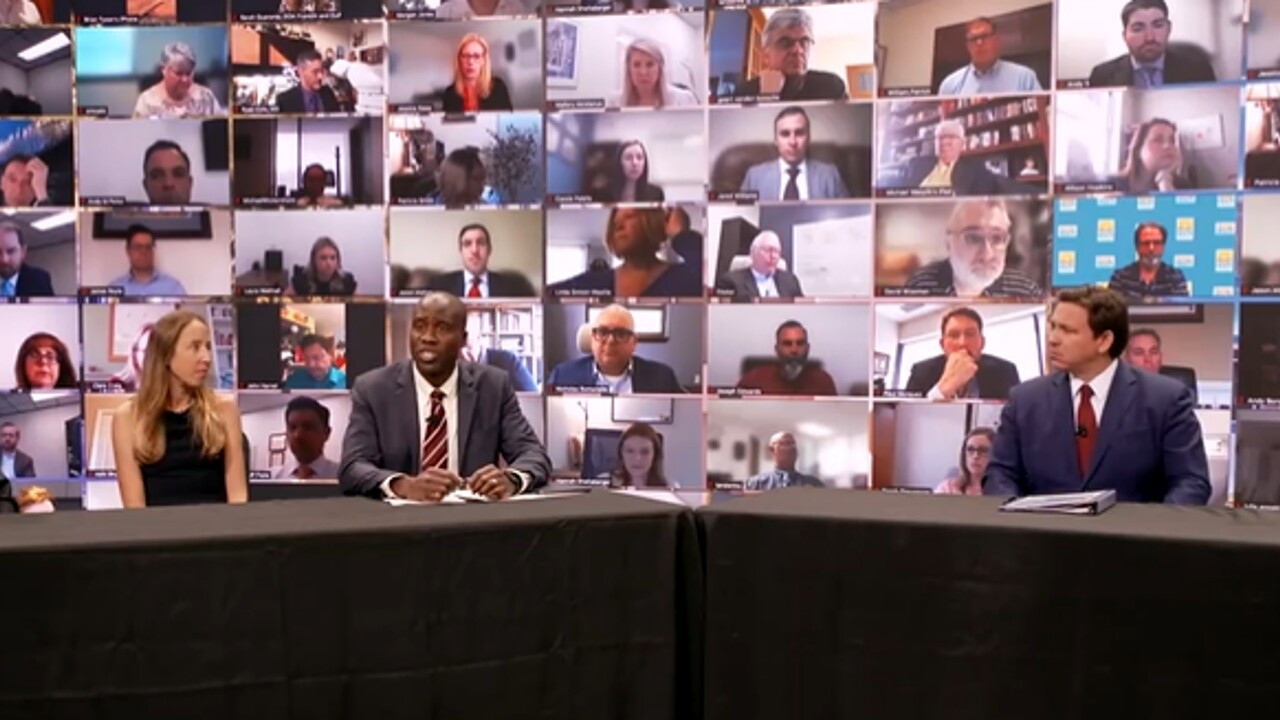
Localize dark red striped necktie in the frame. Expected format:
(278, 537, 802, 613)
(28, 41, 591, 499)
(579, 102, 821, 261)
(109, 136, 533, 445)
(421, 390, 448, 472)
(1076, 384, 1097, 477)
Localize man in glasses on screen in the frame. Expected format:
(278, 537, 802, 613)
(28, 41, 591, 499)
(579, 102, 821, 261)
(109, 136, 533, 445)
(737, 8, 846, 101)
(938, 17, 1042, 96)
(1087, 0, 1216, 88)
(546, 304, 684, 395)
(1106, 222, 1189, 299)
(904, 198, 1043, 299)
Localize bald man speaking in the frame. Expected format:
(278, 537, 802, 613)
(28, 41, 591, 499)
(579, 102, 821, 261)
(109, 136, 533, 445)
(340, 291, 550, 502)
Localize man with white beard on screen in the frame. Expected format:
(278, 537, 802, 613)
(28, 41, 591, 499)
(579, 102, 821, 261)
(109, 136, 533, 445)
(903, 198, 1042, 298)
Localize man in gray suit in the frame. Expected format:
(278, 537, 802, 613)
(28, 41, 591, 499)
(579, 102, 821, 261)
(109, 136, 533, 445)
(716, 230, 804, 300)
(340, 292, 550, 502)
(740, 106, 849, 201)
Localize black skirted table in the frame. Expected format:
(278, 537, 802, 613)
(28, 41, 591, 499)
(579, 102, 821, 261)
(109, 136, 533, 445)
(0, 493, 703, 720)
(699, 489, 1280, 720)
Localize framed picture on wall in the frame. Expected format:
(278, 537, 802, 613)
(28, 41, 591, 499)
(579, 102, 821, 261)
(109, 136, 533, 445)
(546, 20, 580, 88)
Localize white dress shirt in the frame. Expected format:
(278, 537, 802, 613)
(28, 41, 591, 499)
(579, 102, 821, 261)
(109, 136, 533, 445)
(465, 272, 489, 298)
(1, 451, 15, 480)
(382, 363, 528, 496)
(776, 159, 809, 201)
(1069, 358, 1119, 425)
(751, 269, 779, 298)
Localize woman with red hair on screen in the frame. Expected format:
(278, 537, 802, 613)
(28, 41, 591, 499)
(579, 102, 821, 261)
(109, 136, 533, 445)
(609, 423, 669, 489)
(112, 310, 246, 508)
(442, 34, 513, 113)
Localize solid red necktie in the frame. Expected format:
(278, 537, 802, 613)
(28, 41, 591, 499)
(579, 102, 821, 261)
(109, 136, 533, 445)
(467, 278, 481, 298)
(421, 390, 448, 472)
(1076, 384, 1097, 477)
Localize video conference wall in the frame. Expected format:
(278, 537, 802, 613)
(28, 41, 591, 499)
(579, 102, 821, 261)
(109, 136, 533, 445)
(3, 0, 1280, 506)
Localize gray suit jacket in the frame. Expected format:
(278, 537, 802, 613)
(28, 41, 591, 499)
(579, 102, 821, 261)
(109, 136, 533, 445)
(717, 267, 804, 300)
(740, 159, 849, 200)
(339, 359, 550, 498)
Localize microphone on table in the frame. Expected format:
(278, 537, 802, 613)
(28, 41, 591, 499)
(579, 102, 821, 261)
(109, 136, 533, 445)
(1075, 425, 1088, 438)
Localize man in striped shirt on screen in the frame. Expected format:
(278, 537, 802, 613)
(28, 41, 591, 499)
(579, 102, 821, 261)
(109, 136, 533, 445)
(903, 198, 1043, 299)
(1107, 222, 1189, 299)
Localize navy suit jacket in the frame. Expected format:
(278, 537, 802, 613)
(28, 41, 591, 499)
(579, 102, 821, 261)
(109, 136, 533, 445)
(984, 362, 1210, 504)
(426, 269, 536, 298)
(547, 355, 685, 394)
(1087, 48, 1217, 88)
(903, 353, 1021, 400)
(338, 359, 550, 498)
(14, 264, 53, 297)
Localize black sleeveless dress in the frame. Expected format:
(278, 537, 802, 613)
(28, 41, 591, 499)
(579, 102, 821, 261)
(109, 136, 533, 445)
(140, 409, 227, 507)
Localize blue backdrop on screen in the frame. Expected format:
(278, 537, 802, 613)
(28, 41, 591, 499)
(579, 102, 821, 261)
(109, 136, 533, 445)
(1051, 193, 1238, 298)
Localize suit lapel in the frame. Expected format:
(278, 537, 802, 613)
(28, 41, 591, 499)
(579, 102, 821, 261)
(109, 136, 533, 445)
(1047, 373, 1079, 487)
(1085, 363, 1136, 486)
(395, 361, 421, 470)
(456, 362, 478, 470)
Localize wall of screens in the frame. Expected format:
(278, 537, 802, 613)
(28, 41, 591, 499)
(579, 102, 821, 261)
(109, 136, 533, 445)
(1, 0, 1278, 508)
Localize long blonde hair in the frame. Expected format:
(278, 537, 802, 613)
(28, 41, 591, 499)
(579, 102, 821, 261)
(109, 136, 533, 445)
(453, 34, 493, 99)
(132, 310, 227, 464)
(622, 39, 668, 108)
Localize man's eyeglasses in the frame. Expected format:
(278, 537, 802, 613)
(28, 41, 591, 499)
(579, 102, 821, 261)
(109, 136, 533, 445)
(771, 36, 815, 51)
(955, 230, 1011, 250)
(965, 32, 995, 44)
(592, 327, 635, 342)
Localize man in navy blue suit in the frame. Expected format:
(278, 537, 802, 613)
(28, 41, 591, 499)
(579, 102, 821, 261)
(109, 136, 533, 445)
(546, 304, 684, 394)
(0, 221, 53, 297)
(984, 286, 1210, 504)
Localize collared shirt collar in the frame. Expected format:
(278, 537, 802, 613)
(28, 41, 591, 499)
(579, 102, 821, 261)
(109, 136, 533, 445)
(1069, 358, 1119, 407)
(414, 361, 460, 399)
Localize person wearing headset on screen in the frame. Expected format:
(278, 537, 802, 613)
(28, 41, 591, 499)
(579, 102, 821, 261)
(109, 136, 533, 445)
(0, 0, 42, 24)
(984, 286, 1210, 504)
(133, 43, 225, 119)
(1086, 0, 1216, 88)
(284, 335, 346, 390)
(594, 140, 665, 203)
(339, 292, 550, 502)
(736, 9, 846, 102)
(610, 39, 699, 109)
(1112, 118, 1195, 193)
(739, 106, 849, 201)
(442, 34, 513, 114)
(0, 222, 54, 297)
(938, 17, 1042, 96)
(1, 155, 50, 207)
(288, 237, 358, 297)
(277, 50, 341, 114)
(12, 332, 76, 391)
(112, 310, 248, 508)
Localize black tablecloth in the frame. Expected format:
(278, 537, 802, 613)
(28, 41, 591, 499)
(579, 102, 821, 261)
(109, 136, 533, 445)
(699, 490, 1280, 720)
(0, 494, 703, 720)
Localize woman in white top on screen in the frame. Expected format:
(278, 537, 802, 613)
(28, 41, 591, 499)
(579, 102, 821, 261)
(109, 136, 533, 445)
(133, 43, 225, 119)
(0, 0, 40, 24)
(609, 39, 699, 109)
(934, 427, 994, 496)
